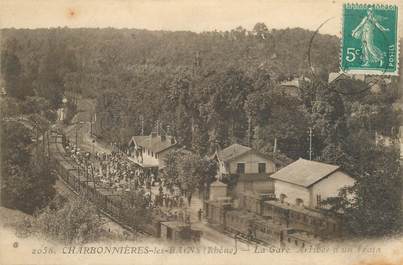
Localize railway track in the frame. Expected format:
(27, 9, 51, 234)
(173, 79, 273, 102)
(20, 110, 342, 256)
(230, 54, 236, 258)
(49, 131, 279, 247)
(49, 132, 152, 238)
(3, 117, 153, 239)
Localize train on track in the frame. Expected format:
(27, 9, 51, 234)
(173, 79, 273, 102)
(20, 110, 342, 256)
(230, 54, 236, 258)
(205, 189, 340, 248)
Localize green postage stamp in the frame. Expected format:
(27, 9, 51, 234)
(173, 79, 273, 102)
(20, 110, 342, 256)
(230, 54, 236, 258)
(341, 3, 399, 75)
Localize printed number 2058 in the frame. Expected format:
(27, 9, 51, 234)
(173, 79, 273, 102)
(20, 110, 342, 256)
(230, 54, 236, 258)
(32, 246, 56, 254)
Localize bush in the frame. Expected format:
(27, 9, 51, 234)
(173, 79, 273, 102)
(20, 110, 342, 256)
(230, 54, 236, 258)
(33, 196, 106, 244)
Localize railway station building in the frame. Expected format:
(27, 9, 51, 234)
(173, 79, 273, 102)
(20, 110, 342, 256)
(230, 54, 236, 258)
(127, 131, 177, 171)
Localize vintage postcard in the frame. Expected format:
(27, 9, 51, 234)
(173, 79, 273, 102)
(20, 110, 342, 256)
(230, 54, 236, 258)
(0, 0, 402, 265)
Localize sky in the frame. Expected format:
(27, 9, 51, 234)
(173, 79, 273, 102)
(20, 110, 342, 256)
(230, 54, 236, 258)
(0, 0, 402, 36)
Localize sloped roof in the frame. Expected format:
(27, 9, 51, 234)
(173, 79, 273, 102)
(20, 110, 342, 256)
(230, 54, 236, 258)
(130, 134, 176, 154)
(215, 143, 290, 167)
(150, 136, 176, 153)
(216, 144, 251, 162)
(129, 136, 148, 146)
(270, 158, 340, 187)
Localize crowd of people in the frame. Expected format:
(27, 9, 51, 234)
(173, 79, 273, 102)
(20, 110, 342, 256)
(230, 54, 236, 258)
(63, 142, 94, 179)
(154, 186, 185, 208)
(94, 151, 147, 192)
(61, 137, 197, 223)
(63, 139, 153, 192)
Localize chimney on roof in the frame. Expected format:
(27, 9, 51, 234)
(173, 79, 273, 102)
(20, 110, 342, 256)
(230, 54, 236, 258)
(151, 132, 158, 138)
(171, 137, 175, 145)
(161, 133, 166, 141)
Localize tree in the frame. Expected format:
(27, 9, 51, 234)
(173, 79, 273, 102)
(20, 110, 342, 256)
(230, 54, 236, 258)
(310, 84, 347, 146)
(33, 39, 77, 109)
(320, 142, 356, 175)
(244, 90, 272, 127)
(178, 153, 217, 205)
(2, 136, 54, 215)
(1, 40, 33, 99)
(191, 122, 209, 156)
(162, 149, 216, 204)
(0, 97, 22, 117)
(33, 197, 105, 244)
(94, 89, 127, 142)
(252, 23, 270, 40)
(1, 120, 55, 214)
(250, 93, 309, 160)
(178, 153, 202, 204)
(230, 26, 247, 40)
(168, 72, 194, 148)
(323, 144, 401, 237)
(201, 68, 251, 148)
(175, 102, 193, 148)
(1, 121, 32, 168)
(162, 149, 184, 193)
(20, 96, 52, 117)
(121, 188, 152, 229)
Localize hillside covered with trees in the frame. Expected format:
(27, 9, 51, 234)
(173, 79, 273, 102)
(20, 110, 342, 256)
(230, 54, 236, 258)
(1, 25, 402, 237)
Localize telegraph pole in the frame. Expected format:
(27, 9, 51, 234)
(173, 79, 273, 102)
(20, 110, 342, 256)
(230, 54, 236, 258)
(193, 51, 201, 77)
(75, 121, 85, 148)
(273, 137, 277, 154)
(140, 115, 144, 136)
(92, 139, 95, 154)
(47, 131, 50, 161)
(247, 116, 252, 147)
(42, 131, 46, 162)
(90, 114, 93, 137)
(75, 122, 78, 148)
(36, 125, 39, 150)
(308, 127, 313, 160)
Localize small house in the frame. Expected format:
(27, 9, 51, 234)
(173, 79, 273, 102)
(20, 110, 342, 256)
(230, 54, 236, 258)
(270, 158, 355, 209)
(213, 144, 283, 196)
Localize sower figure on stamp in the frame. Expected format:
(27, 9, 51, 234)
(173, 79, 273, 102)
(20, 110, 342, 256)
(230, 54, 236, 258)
(352, 7, 390, 67)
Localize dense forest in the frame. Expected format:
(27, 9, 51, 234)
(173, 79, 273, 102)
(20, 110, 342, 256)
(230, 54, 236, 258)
(1, 25, 402, 237)
(0, 26, 325, 158)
